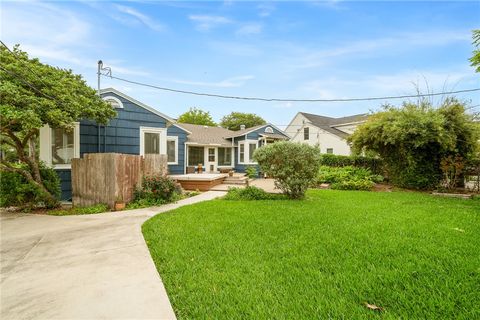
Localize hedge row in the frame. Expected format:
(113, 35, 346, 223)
(319, 153, 384, 174)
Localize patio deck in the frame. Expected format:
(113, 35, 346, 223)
(170, 173, 228, 191)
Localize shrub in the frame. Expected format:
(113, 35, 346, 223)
(224, 186, 277, 200)
(253, 141, 321, 199)
(0, 162, 60, 208)
(316, 166, 383, 191)
(131, 175, 182, 207)
(135, 175, 182, 201)
(245, 166, 258, 179)
(349, 99, 479, 189)
(319, 153, 383, 174)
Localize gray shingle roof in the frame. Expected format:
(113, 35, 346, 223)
(222, 124, 268, 138)
(299, 112, 368, 139)
(175, 123, 233, 146)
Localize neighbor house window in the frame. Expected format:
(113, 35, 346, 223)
(188, 146, 204, 166)
(139, 127, 166, 156)
(304, 127, 309, 140)
(39, 123, 80, 168)
(218, 147, 232, 166)
(326, 148, 334, 154)
(51, 128, 75, 165)
(167, 137, 178, 164)
(239, 143, 245, 163)
(248, 143, 257, 163)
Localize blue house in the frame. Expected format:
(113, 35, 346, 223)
(39, 88, 289, 200)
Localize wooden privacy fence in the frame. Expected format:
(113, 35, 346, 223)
(72, 153, 167, 208)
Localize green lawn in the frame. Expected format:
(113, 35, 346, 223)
(142, 190, 480, 319)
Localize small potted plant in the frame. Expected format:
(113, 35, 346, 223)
(228, 170, 234, 177)
(114, 194, 126, 211)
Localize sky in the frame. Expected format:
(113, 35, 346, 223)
(2, 0, 479, 128)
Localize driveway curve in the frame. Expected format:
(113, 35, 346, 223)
(1, 191, 225, 320)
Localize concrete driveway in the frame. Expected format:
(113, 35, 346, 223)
(0, 191, 225, 320)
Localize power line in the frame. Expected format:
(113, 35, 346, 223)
(104, 74, 480, 103)
(0, 65, 59, 102)
(0, 40, 50, 88)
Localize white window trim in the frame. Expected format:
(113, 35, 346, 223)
(264, 126, 274, 133)
(139, 126, 167, 156)
(238, 140, 258, 164)
(238, 142, 246, 164)
(39, 123, 80, 169)
(103, 95, 123, 108)
(166, 136, 178, 165)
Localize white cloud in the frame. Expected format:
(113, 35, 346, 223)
(115, 5, 165, 32)
(171, 75, 255, 88)
(257, 3, 275, 17)
(236, 23, 262, 36)
(189, 14, 232, 31)
(289, 30, 472, 70)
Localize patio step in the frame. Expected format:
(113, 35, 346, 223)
(223, 176, 249, 185)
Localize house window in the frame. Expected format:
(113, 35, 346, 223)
(39, 123, 80, 169)
(218, 147, 232, 166)
(249, 143, 257, 163)
(239, 143, 245, 163)
(304, 127, 309, 140)
(188, 146, 204, 166)
(265, 127, 274, 133)
(51, 128, 75, 165)
(167, 137, 178, 164)
(208, 148, 215, 162)
(139, 127, 166, 156)
(144, 133, 160, 154)
(326, 148, 334, 154)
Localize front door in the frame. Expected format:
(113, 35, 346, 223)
(207, 147, 217, 172)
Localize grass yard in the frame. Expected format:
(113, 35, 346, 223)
(142, 190, 480, 319)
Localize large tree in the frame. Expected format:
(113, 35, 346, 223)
(348, 98, 479, 189)
(220, 112, 266, 131)
(0, 45, 116, 206)
(177, 107, 216, 126)
(470, 29, 480, 72)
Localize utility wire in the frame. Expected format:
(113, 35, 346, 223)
(104, 74, 480, 103)
(0, 40, 50, 88)
(0, 65, 60, 102)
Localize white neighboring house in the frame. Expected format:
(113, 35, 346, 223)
(286, 112, 368, 155)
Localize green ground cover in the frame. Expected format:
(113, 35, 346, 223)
(143, 190, 479, 319)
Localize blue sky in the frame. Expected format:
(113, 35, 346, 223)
(2, 1, 479, 127)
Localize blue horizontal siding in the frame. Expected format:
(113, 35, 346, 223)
(58, 91, 182, 199)
(55, 169, 72, 200)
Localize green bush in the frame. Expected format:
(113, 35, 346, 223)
(319, 153, 383, 174)
(134, 175, 182, 202)
(316, 166, 383, 191)
(254, 141, 321, 199)
(245, 166, 258, 179)
(0, 162, 60, 208)
(224, 186, 278, 200)
(130, 175, 183, 208)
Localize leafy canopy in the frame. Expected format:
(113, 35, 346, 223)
(470, 29, 480, 72)
(219, 112, 266, 131)
(348, 98, 479, 189)
(0, 45, 116, 206)
(177, 107, 216, 126)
